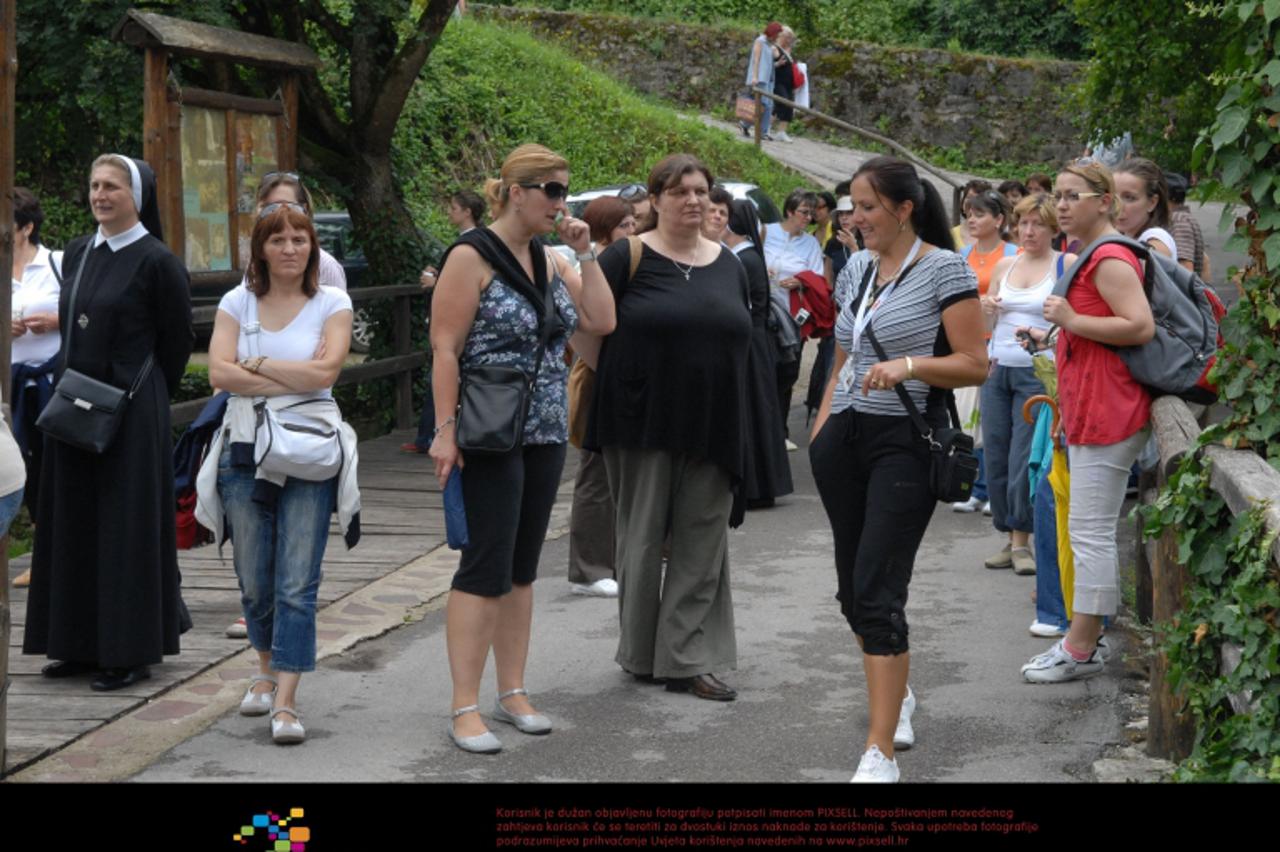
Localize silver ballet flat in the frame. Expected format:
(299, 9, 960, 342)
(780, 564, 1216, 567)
(492, 688, 552, 735)
(239, 674, 277, 717)
(270, 707, 305, 745)
(449, 705, 502, 754)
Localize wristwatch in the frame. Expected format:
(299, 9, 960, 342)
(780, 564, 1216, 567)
(575, 247, 598, 263)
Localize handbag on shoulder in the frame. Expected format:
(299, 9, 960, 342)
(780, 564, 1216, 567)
(36, 245, 155, 454)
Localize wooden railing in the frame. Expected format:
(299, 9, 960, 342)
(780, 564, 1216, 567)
(173, 284, 425, 429)
(1140, 396, 1280, 759)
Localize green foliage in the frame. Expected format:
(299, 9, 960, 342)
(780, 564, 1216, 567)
(1071, 0, 1238, 174)
(173, 365, 214, 405)
(1140, 0, 1280, 781)
(499, 0, 1084, 59)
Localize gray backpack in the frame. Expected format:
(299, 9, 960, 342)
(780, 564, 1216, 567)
(1054, 235, 1221, 403)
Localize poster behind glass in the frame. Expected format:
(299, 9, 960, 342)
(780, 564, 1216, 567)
(235, 114, 280, 268)
(180, 106, 232, 272)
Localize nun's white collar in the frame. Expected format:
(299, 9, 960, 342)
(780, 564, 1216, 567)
(93, 221, 149, 252)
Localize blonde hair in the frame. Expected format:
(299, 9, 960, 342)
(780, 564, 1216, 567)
(1013, 192, 1059, 233)
(1059, 160, 1119, 219)
(483, 144, 570, 218)
(91, 154, 134, 184)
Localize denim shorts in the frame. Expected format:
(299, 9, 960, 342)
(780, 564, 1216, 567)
(217, 449, 337, 672)
(0, 486, 24, 539)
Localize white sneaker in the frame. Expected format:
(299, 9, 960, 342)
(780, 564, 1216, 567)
(951, 496, 981, 513)
(1021, 639, 1104, 683)
(893, 686, 916, 750)
(570, 578, 619, 597)
(982, 501, 993, 516)
(785, 438, 799, 452)
(774, 130, 793, 142)
(225, 617, 247, 639)
(850, 745, 899, 783)
(1096, 634, 1112, 662)
(1029, 621, 1066, 638)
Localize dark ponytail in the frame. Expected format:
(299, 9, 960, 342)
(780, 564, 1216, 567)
(852, 155, 955, 251)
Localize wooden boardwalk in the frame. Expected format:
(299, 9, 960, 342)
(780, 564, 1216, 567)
(3, 429, 447, 773)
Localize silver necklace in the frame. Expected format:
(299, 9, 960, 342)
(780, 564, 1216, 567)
(670, 242, 699, 281)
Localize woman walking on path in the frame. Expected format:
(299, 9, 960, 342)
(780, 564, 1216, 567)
(205, 203, 354, 744)
(979, 193, 1074, 576)
(810, 156, 987, 782)
(430, 144, 615, 753)
(741, 22, 782, 139)
(724, 197, 793, 508)
(1018, 161, 1154, 684)
(586, 154, 752, 701)
(566, 195, 636, 598)
(769, 27, 800, 142)
(23, 154, 193, 692)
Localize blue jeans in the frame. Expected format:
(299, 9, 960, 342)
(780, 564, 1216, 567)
(972, 447, 988, 502)
(1032, 463, 1069, 630)
(217, 449, 337, 672)
(0, 486, 24, 538)
(757, 93, 774, 137)
(981, 365, 1046, 532)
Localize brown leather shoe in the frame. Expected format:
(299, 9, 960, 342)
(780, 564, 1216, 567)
(665, 673, 737, 701)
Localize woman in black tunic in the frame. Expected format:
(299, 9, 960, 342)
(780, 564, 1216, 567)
(724, 199, 792, 507)
(23, 154, 194, 691)
(770, 26, 798, 142)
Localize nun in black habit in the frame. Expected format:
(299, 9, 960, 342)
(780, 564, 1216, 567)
(23, 154, 194, 691)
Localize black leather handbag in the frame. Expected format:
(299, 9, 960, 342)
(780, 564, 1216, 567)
(455, 277, 556, 454)
(36, 245, 155, 455)
(865, 326, 979, 504)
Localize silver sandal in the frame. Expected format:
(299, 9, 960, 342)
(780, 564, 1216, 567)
(492, 688, 552, 735)
(271, 707, 305, 745)
(239, 674, 277, 717)
(449, 705, 502, 754)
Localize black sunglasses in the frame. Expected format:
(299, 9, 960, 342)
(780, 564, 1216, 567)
(520, 181, 570, 201)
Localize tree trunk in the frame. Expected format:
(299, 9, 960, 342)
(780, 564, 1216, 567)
(345, 149, 428, 289)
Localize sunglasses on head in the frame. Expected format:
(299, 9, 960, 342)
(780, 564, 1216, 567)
(262, 170, 302, 184)
(258, 201, 308, 220)
(618, 183, 648, 201)
(520, 181, 570, 201)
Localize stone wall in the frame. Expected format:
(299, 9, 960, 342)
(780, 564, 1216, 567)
(472, 4, 1084, 166)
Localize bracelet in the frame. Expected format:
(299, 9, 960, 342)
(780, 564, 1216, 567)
(905, 356, 915, 380)
(575, 248, 598, 263)
(433, 416, 456, 438)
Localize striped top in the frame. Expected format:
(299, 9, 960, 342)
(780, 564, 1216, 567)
(831, 249, 978, 416)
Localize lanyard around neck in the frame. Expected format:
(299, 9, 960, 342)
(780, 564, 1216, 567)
(850, 237, 922, 354)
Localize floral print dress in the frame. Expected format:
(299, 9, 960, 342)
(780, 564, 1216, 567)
(460, 271, 578, 445)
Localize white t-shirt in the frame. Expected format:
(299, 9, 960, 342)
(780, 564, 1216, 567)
(1138, 227, 1178, 262)
(763, 222, 824, 280)
(12, 245, 62, 367)
(217, 284, 353, 398)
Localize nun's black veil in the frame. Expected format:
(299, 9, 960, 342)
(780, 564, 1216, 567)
(130, 157, 164, 241)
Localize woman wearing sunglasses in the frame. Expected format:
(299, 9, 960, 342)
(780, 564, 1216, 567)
(430, 144, 615, 754)
(1017, 161, 1153, 684)
(585, 154, 752, 702)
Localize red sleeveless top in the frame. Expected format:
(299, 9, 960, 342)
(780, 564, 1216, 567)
(1057, 244, 1150, 446)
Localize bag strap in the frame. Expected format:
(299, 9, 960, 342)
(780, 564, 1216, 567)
(527, 251, 559, 389)
(864, 325, 944, 448)
(627, 235, 643, 284)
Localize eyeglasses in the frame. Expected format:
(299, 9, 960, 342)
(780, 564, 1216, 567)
(1051, 191, 1102, 203)
(794, 208, 813, 218)
(520, 181, 570, 201)
(258, 201, 308, 219)
(618, 183, 648, 201)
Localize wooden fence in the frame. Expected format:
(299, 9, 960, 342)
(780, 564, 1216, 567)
(174, 284, 426, 429)
(1140, 396, 1280, 759)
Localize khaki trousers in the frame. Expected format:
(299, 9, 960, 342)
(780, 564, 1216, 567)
(603, 447, 736, 678)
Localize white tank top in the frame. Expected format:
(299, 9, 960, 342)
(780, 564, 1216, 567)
(991, 254, 1057, 367)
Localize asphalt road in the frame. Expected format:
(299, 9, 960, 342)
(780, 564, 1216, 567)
(131, 406, 1132, 784)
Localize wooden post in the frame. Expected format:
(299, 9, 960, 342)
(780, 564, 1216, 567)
(143, 48, 180, 256)
(279, 74, 299, 172)
(1148, 524, 1196, 760)
(752, 88, 762, 148)
(0, 0, 17, 776)
(393, 295, 412, 429)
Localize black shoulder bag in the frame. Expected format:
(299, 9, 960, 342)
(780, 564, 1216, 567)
(36, 243, 155, 454)
(454, 259, 558, 454)
(864, 322, 978, 505)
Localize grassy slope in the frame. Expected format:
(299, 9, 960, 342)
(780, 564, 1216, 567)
(391, 17, 810, 236)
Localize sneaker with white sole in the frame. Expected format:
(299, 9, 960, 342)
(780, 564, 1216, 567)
(893, 686, 916, 750)
(982, 501, 993, 516)
(951, 496, 981, 513)
(570, 578, 618, 597)
(773, 130, 793, 142)
(225, 617, 247, 639)
(785, 438, 799, 452)
(1096, 634, 1112, 662)
(850, 745, 899, 783)
(1021, 639, 1104, 683)
(1029, 621, 1067, 638)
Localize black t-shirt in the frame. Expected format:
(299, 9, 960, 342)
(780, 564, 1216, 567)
(586, 239, 752, 481)
(825, 236, 853, 283)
